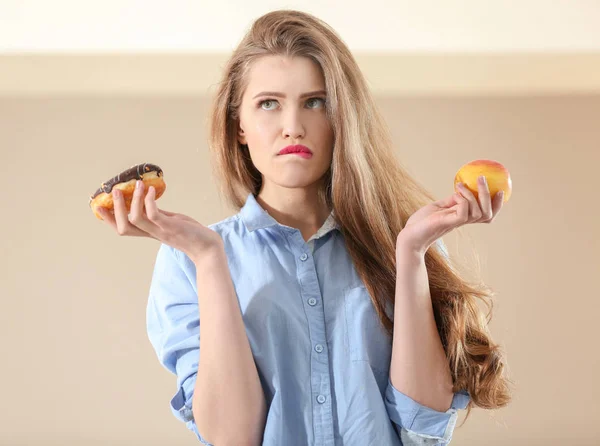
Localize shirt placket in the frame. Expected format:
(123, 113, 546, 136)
(287, 229, 335, 446)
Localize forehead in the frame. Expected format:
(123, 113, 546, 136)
(244, 55, 325, 95)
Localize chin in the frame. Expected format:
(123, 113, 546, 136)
(259, 162, 330, 188)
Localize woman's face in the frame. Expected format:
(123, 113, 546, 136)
(237, 55, 334, 193)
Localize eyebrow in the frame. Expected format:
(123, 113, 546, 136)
(252, 90, 327, 99)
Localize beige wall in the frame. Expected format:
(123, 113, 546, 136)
(2, 88, 599, 443)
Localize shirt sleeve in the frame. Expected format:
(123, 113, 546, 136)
(436, 238, 450, 260)
(385, 377, 470, 445)
(146, 243, 215, 446)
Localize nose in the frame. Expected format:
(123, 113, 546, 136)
(282, 108, 305, 139)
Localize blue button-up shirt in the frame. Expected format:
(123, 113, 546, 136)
(147, 193, 470, 445)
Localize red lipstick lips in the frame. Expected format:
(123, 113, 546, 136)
(278, 145, 313, 157)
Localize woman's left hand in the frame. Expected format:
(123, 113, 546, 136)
(396, 176, 505, 256)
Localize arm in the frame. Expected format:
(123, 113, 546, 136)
(390, 246, 453, 412)
(384, 180, 501, 443)
(384, 241, 469, 445)
(146, 243, 266, 446)
(192, 244, 267, 446)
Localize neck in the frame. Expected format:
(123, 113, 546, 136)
(256, 182, 331, 240)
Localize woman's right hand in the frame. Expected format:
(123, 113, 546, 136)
(98, 180, 223, 264)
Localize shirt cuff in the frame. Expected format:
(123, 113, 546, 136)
(170, 375, 215, 445)
(385, 377, 470, 444)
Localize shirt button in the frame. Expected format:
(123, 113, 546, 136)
(315, 344, 323, 353)
(308, 297, 317, 306)
(317, 395, 326, 404)
(300, 253, 308, 261)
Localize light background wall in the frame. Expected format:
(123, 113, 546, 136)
(2, 0, 600, 52)
(2, 2, 600, 445)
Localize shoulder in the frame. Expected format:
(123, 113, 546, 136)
(159, 213, 248, 266)
(206, 214, 250, 251)
(206, 214, 242, 239)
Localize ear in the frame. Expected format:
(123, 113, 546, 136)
(237, 126, 247, 145)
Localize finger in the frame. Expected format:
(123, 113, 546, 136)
(489, 191, 504, 222)
(128, 183, 162, 236)
(452, 192, 470, 224)
(159, 209, 178, 217)
(160, 209, 198, 223)
(145, 186, 164, 223)
(456, 182, 482, 222)
(98, 206, 148, 237)
(97, 207, 117, 230)
(477, 176, 493, 221)
(112, 188, 131, 234)
(433, 193, 459, 209)
(128, 180, 146, 223)
(112, 188, 153, 237)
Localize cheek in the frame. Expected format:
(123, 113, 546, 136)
(244, 116, 276, 166)
(246, 116, 278, 143)
(255, 121, 272, 136)
(314, 117, 334, 144)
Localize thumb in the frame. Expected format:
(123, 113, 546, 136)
(433, 193, 459, 209)
(158, 209, 179, 217)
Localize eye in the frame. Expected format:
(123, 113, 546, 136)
(259, 99, 279, 110)
(306, 97, 326, 109)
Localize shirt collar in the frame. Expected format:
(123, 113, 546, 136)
(239, 193, 340, 236)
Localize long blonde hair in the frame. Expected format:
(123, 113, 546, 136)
(207, 9, 511, 419)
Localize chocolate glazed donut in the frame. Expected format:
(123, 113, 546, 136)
(89, 163, 166, 220)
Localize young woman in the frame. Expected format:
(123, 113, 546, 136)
(99, 9, 511, 446)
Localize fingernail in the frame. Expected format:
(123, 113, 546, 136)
(479, 175, 487, 186)
(112, 189, 120, 199)
(136, 180, 142, 190)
